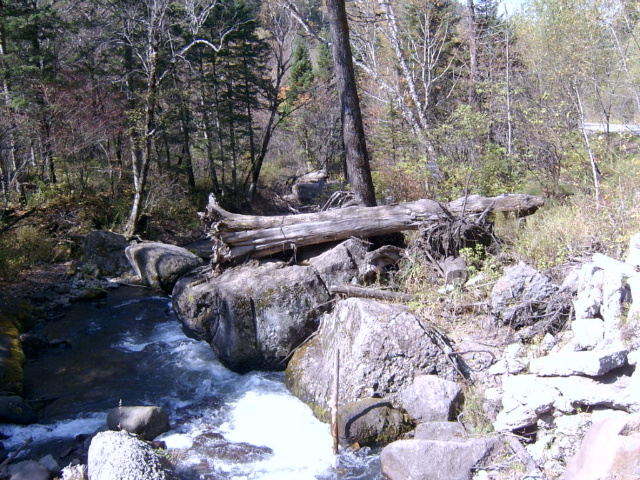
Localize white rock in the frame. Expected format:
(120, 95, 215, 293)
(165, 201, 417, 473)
(593, 253, 638, 278)
(540, 333, 557, 352)
(628, 350, 640, 366)
(571, 318, 604, 350)
(489, 343, 528, 375)
(601, 269, 625, 334)
(527, 434, 554, 466)
(554, 413, 592, 436)
(627, 275, 640, 322)
(591, 409, 629, 423)
(543, 375, 630, 414)
(560, 266, 582, 293)
(625, 232, 640, 269)
(529, 349, 627, 377)
(494, 375, 630, 431)
(493, 375, 559, 431)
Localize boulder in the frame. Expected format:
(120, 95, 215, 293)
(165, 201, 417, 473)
(286, 298, 461, 421)
(191, 431, 273, 463)
(626, 232, 640, 269)
(628, 274, 640, 322)
(7, 460, 51, 480)
(399, 375, 463, 422)
(288, 170, 327, 204)
(491, 263, 558, 328)
(107, 406, 169, 441)
(174, 262, 330, 372)
(414, 421, 468, 441)
(0, 395, 36, 424)
(573, 264, 603, 321)
(87, 430, 172, 480)
(307, 238, 369, 286)
(173, 240, 367, 373)
(562, 413, 640, 480)
(84, 230, 131, 277)
(0, 316, 24, 395)
(570, 318, 604, 350)
(39, 454, 61, 474)
(529, 348, 627, 377)
(380, 436, 501, 480)
(493, 375, 559, 431)
(126, 242, 204, 293)
(337, 398, 412, 447)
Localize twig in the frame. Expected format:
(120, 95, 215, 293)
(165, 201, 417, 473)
(0, 437, 33, 473)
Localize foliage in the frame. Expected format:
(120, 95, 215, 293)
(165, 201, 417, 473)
(459, 384, 494, 435)
(511, 150, 640, 271)
(459, 243, 500, 282)
(0, 225, 54, 279)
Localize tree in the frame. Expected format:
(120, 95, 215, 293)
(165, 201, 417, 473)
(326, 0, 376, 206)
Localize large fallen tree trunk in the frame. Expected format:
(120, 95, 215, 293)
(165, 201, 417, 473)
(201, 193, 544, 263)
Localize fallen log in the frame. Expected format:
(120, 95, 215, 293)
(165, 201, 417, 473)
(329, 285, 414, 302)
(201, 193, 544, 263)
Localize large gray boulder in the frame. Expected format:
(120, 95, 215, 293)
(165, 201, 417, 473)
(380, 436, 501, 480)
(107, 406, 169, 441)
(285, 298, 461, 421)
(87, 430, 173, 480)
(84, 230, 132, 277)
(174, 262, 329, 372)
(172, 239, 367, 373)
(337, 398, 412, 447)
(491, 262, 559, 328)
(126, 242, 204, 293)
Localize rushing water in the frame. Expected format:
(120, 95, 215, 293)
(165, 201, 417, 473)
(0, 287, 381, 479)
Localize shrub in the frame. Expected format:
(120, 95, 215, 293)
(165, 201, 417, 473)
(0, 225, 54, 280)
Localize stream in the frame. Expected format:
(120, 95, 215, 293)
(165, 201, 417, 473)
(0, 287, 381, 479)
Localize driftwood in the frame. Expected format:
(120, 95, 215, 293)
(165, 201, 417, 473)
(202, 193, 544, 263)
(329, 285, 414, 302)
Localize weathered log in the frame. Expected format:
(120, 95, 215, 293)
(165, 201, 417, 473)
(202, 193, 543, 263)
(329, 285, 414, 302)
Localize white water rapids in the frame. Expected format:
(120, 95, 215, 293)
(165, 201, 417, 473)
(0, 288, 381, 479)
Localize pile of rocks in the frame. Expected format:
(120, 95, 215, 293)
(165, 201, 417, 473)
(487, 233, 640, 479)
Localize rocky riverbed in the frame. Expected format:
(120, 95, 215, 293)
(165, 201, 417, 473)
(1, 229, 640, 479)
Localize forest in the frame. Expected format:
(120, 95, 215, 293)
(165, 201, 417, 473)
(1, 0, 640, 274)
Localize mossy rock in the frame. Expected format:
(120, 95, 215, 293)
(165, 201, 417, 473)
(338, 398, 413, 447)
(0, 302, 35, 332)
(71, 287, 108, 302)
(0, 315, 25, 395)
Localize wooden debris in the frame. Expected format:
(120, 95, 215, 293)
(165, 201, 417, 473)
(329, 285, 414, 302)
(201, 193, 544, 264)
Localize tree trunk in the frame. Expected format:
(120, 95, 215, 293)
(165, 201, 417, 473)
(202, 193, 544, 263)
(124, 44, 159, 238)
(326, 0, 376, 207)
(466, 0, 479, 108)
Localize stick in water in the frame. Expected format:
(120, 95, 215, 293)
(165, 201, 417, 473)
(331, 350, 340, 455)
